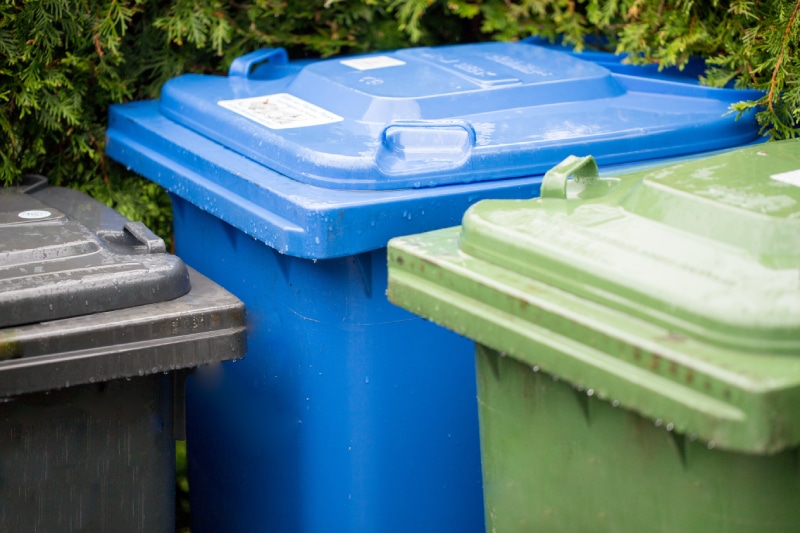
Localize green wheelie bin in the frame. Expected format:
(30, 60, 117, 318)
(388, 139, 800, 532)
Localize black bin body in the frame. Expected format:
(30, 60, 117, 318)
(0, 176, 246, 533)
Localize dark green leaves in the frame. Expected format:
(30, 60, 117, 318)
(2, 0, 798, 245)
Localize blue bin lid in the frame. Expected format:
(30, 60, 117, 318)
(108, 42, 762, 259)
(158, 42, 762, 191)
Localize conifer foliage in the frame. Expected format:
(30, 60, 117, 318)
(2, 0, 799, 240)
(402, 0, 800, 139)
(0, 0, 422, 237)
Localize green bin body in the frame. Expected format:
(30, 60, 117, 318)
(387, 140, 800, 532)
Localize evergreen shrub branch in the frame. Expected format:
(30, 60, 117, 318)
(401, 0, 800, 138)
(2, 0, 799, 245)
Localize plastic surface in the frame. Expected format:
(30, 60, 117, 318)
(387, 139, 800, 455)
(104, 41, 766, 533)
(175, 201, 480, 533)
(387, 139, 800, 532)
(158, 42, 760, 191)
(0, 182, 246, 533)
(459, 141, 800, 355)
(0, 266, 246, 396)
(0, 375, 178, 533)
(474, 344, 800, 532)
(520, 36, 710, 83)
(106, 99, 543, 260)
(0, 176, 189, 327)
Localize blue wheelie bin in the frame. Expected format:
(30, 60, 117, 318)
(105, 41, 763, 533)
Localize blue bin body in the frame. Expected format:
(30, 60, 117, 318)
(105, 42, 763, 533)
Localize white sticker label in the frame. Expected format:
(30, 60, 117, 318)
(770, 169, 800, 187)
(18, 210, 51, 219)
(218, 93, 343, 130)
(340, 56, 406, 71)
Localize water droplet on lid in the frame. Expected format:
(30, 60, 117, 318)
(365, 376, 370, 384)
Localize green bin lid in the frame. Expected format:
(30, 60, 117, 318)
(387, 139, 800, 454)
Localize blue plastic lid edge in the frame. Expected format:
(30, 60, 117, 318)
(106, 101, 545, 259)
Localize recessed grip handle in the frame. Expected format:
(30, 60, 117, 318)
(541, 155, 600, 199)
(375, 120, 476, 179)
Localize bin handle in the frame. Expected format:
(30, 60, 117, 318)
(123, 221, 166, 254)
(229, 48, 289, 79)
(541, 155, 599, 199)
(17, 174, 49, 193)
(375, 120, 476, 178)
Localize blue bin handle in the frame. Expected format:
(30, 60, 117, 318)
(375, 120, 477, 179)
(229, 48, 289, 78)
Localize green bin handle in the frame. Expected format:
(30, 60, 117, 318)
(541, 155, 599, 199)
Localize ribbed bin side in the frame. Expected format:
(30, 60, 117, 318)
(476, 344, 800, 533)
(0, 375, 175, 533)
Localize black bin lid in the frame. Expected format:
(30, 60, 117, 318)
(0, 176, 190, 328)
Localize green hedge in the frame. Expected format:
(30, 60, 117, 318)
(2, 0, 800, 242)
